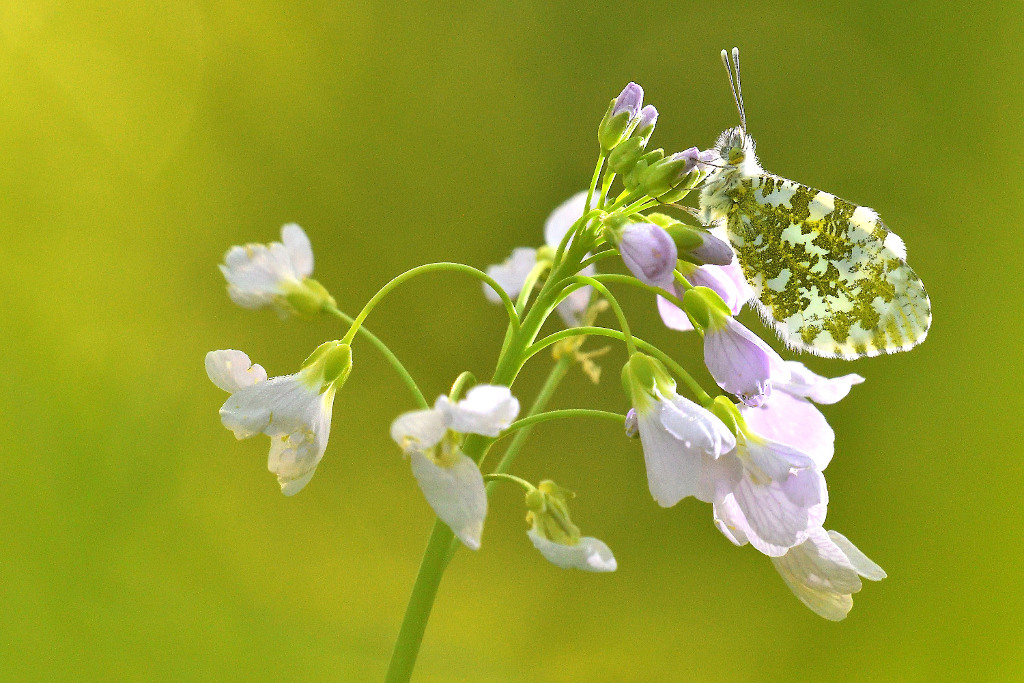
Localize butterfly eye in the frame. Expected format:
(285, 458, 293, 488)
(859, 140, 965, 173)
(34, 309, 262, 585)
(728, 147, 745, 164)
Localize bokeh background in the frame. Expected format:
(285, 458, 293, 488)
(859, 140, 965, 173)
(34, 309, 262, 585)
(2, 1, 1021, 680)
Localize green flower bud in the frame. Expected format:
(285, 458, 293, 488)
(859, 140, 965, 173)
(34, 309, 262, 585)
(709, 396, 742, 436)
(598, 83, 644, 152)
(623, 148, 665, 191)
(301, 340, 353, 390)
(682, 286, 732, 329)
(284, 277, 337, 316)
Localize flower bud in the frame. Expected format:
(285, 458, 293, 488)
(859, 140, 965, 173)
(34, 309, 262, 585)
(616, 222, 678, 288)
(666, 226, 735, 266)
(598, 82, 644, 152)
(682, 286, 732, 329)
(709, 396, 742, 436)
(623, 148, 665, 191)
(301, 340, 353, 389)
(606, 105, 659, 176)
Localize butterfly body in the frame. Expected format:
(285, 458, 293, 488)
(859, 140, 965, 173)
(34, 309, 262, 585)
(700, 126, 931, 359)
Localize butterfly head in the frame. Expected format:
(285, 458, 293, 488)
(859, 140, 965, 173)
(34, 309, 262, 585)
(715, 126, 755, 167)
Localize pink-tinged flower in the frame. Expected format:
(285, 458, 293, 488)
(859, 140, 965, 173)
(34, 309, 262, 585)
(206, 343, 351, 496)
(703, 430, 828, 557)
(484, 247, 538, 303)
(738, 362, 864, 471)
(771, 528, 886, 620)
(622, 353, 736, 507)
(657, 259, 753, 332)
(527, 531, 617, 572)
(703, 316, 789, 407)
(617, 222, 678, 288)
(391, 385, 520, 550)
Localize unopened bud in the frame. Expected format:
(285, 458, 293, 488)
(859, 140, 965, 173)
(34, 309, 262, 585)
(284, 278, 336, 316)
(666, 226, 735, 266)
(598, 82, 644, 152)
(710, 396, 741, 436)
(682, 286, 732, 329)
(617, 222, 678, 288)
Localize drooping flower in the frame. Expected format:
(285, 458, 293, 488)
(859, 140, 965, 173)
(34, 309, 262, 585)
(219, 223, 335, 317)
(739, 362, 864, 470)
(206, 342, 351, 495)
(391, 385, 520, 549)
(622, 353, 736, 507)
(771, 527, 886, 620)
(682, 286, 789, 407)
(525, 480, 617, 572)
(483, 191, 596, 326)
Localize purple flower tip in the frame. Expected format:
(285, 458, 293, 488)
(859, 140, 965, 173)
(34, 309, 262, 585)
(619, 223, 678, 288)
(613, 82, 644, 118)
(636, 105, 658, 130)
(703, 318, 777, 406)
(688, 231, 735, 267)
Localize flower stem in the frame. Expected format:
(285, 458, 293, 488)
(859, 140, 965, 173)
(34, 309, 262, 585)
(340, 262, 520, 346)
(383, 519, 455, 683)
(496, 408, 625, 441)
(324, 304, 428, 409)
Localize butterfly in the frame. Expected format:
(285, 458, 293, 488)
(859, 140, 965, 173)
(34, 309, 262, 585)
(699, 48, 931, 359)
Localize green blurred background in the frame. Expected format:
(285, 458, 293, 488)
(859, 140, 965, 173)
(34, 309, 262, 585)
(2, 1, 1021, 680)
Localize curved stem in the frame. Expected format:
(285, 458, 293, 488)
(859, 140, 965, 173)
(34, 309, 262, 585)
(516, 260, 551, 312)
(569, 275, 636, 355)
(527, 326, 712, 405)
(589, 273, 686, 311)
(497, 408, 624, 441)
(578, 249, 619, 271)
(483, 472, 536, 491)
(449, 371, 476, 400)
(341, 262, 520, 345)
(324, 304, 428, 409)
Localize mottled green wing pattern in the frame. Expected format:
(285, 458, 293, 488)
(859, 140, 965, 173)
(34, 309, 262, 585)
(725, 175, 931, 359)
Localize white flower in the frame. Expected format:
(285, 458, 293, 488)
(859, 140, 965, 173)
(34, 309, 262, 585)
(771, 528, 886, 621)
(391, 384, 520, 549)
(527, 530, 617, 572)
(220, 223, 332, 316)
(482, 191, 595, 326)
(704, 431, 828, 557)
(623, 353, 736, 508)
(206, 348, 344, 495)
(738, 362, 864, 470)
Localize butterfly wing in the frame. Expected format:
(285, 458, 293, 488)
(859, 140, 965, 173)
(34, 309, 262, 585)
(725, 175, 931, 359)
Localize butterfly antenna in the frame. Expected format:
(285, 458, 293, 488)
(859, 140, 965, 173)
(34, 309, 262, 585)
(719, 48, 747, 135)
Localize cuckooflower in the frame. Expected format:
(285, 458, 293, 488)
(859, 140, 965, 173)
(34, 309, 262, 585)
(615, 221, 678, 288)
(683, 286, 789, 407)
(391, 385, 520, 549)
(622, 353, 736, 507)
(484, 191, 596, 326)
(206, 342, 351, 495)
(739, 362, 864, 470)
(770, 527, 886, 621)
(525, 480, 617, 572)
(220, 223, 335, 317)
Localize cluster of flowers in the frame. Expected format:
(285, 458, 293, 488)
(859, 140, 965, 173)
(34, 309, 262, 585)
(206, 82, 885, 622)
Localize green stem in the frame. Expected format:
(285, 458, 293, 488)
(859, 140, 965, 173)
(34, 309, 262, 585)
(589, 273, 686, 311)
(341, 262, 520, 345)
(384, 519, 455, 683)
(449, 371, 477, 400)
(527, 326, 712, 405)
(568, 275, 636, 354)
(497, 408, 624, 440)
(578, 249, 620, 271)
(584, 154, 606, 213)
(483, 472, 536, 491)
(324, 304, 428, 409)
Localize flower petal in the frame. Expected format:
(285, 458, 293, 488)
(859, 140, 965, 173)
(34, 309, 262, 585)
(205, 349, 267, 393)
(657, 293, 695, 332)
(267, 390, 335, 496)
(281, 223, 314, 279)
(218, 374, 316, 439)
(659, 396, 736, 459)
(618, 222, 677, 288)
(390, 407, 449, 453)
(687, 262, 751, 315)
(704, 318, 789, 407)
(741, 392, 835, 470)
(771, 527, 869, 621)
(742, 432, 819, 482)
(544, 191, 589, 249)
(722, 465, 828, 556)
(484, 247, 538, 303)
(527, 530, 617, 572)
(446, 385, 520, 436)
(828, 530, 887, 581)
(556, 262, 595, 327)
(410, 451, 487, 550)
(780, 361, 865, 404)
(636, 408, 704, 507)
